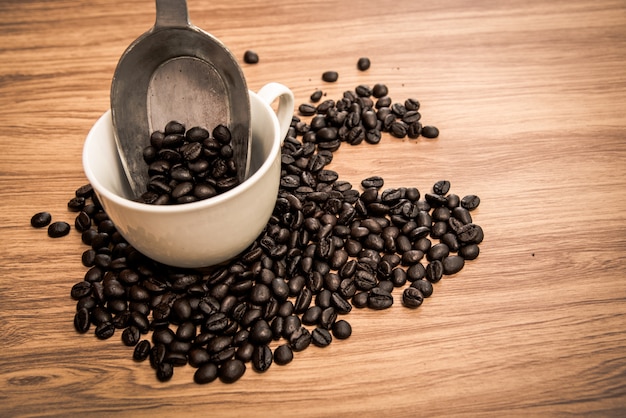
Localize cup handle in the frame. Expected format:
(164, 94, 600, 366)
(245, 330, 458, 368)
(256, 82, 294, 143)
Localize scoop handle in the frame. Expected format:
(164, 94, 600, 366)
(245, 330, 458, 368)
(155, 0, 190, 28)
(257, 83, 295, 143)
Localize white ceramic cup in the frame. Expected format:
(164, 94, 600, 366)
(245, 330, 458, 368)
(83, 82, 294, 268)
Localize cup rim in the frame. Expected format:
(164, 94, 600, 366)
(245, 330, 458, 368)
(83, 90, 281, 214)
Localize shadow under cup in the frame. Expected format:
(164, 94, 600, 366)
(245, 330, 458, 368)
(83, 91, 282, 268)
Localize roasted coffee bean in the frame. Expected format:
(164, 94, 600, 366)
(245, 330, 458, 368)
(95, 321, 115, 339)
(310, 90, 323, 103)
(461, 194, 481, 211)
(67, 196, 85, 212)
(74, 211, 91, 232)
(252, 344, 273, 372)
(48, 221, 70, 238)
(289, 326, 312, 351)
(452, 207, 473, 225)
(243, 49, 259, 64)
(156, 361, 174, 382)
(367, 287, 393, 310)
(357, 57, 371, 71)
(459, 244, 480, 260)
(194, 362, 219, 384)
(442, 255, 465, 275)
(71, 281, 92, 300)
(428, 243, 449, 261)
(322, 71, 339, 82)
(249, 319, 273, 345)
(274, 344, 294, 365)
(31, 211, 52, 228)
(421, 125, 439, 138)
(122, 325, 141, 346)
(176, 321, 197, 342)
(372, 84, 388, 98)
(133, 340, 151, 361)
(402, 287, 424, 308)
(425, 260, 444, 283)
(312, 327, 333, 347)
(74, 307, 90, 333)
(406, 263, 426, 282)
(457, 223, 484, 244)
(433, 180, 451, 195)
(332, 319, 352, 339)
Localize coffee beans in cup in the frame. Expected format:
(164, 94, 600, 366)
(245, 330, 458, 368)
(139, 122, 240, 205)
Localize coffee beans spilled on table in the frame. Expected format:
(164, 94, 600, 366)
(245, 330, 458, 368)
(139, 121, 240, 205)
(34, 83, 482, 384)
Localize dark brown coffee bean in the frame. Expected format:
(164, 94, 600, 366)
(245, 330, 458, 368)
(421, 125, 439, 138)
(367, 287, 393, 310)
(252, 344, 273, 372)
(426, 260, 444, 283)
(31, 211, 52, 228)
(322, 71, 339, 82)
(274, 344, 294, 365)
(461, 194, 481, 211)
(332, 319, 352, 339)
(310, 90, 323, 102)
(48, 221, 70, 238)
(243, 50, 259, 64)
(402, 287, 424, 308)
(74, 307, 90, 333)
(459, 244, 480, 260)
(194, 362, 219, 384)
(357, 57, 371, 71)
(133, 340, 151, 361)
(442, 255, 465, 275)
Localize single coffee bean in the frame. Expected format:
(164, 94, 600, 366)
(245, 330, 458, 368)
(48, 221, 70, 238)
(156, 361, 174, 382)
(311, 327, 333, 347)
(442, 255, 465, 275)
(332, 319, 352, 339)
(421, 125, 439, 138)
(372, 84, 388, 98)
(31, 211, 52, 228)
(95, 321, 115, 339)
(194, 362, 219, 384)
(133, 340, 151, 361)
(425, 260, 444, 283)
(357, 57, 371, 71)
(367, 287, 393, 310)
(289, 326, 312, 351)
(459, 244, 480, 260)
(274, 344, 294, 365)
(252, 344, 273, 372)
(322, 71, 339, 82)
(74, 307, 90, 333)
(461, 194, 481, 210)
(402, 287, 424, 308)
(122, 325, 141, 346)
(433, 180, 451, 195)
(310, 90, 324, 102)
(243, 50, 259, 64)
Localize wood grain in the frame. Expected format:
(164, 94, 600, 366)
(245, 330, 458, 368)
(1, 0, 626, 416)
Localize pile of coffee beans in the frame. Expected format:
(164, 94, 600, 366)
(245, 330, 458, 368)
(139, 121, 240, 205)
(34, 84, 482, 385)
(298, 83, 438, 143)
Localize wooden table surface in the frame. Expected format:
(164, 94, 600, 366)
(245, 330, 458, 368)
(2, 0, 625, 416)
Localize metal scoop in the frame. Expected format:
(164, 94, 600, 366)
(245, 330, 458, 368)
(110, 0, 250, 199)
